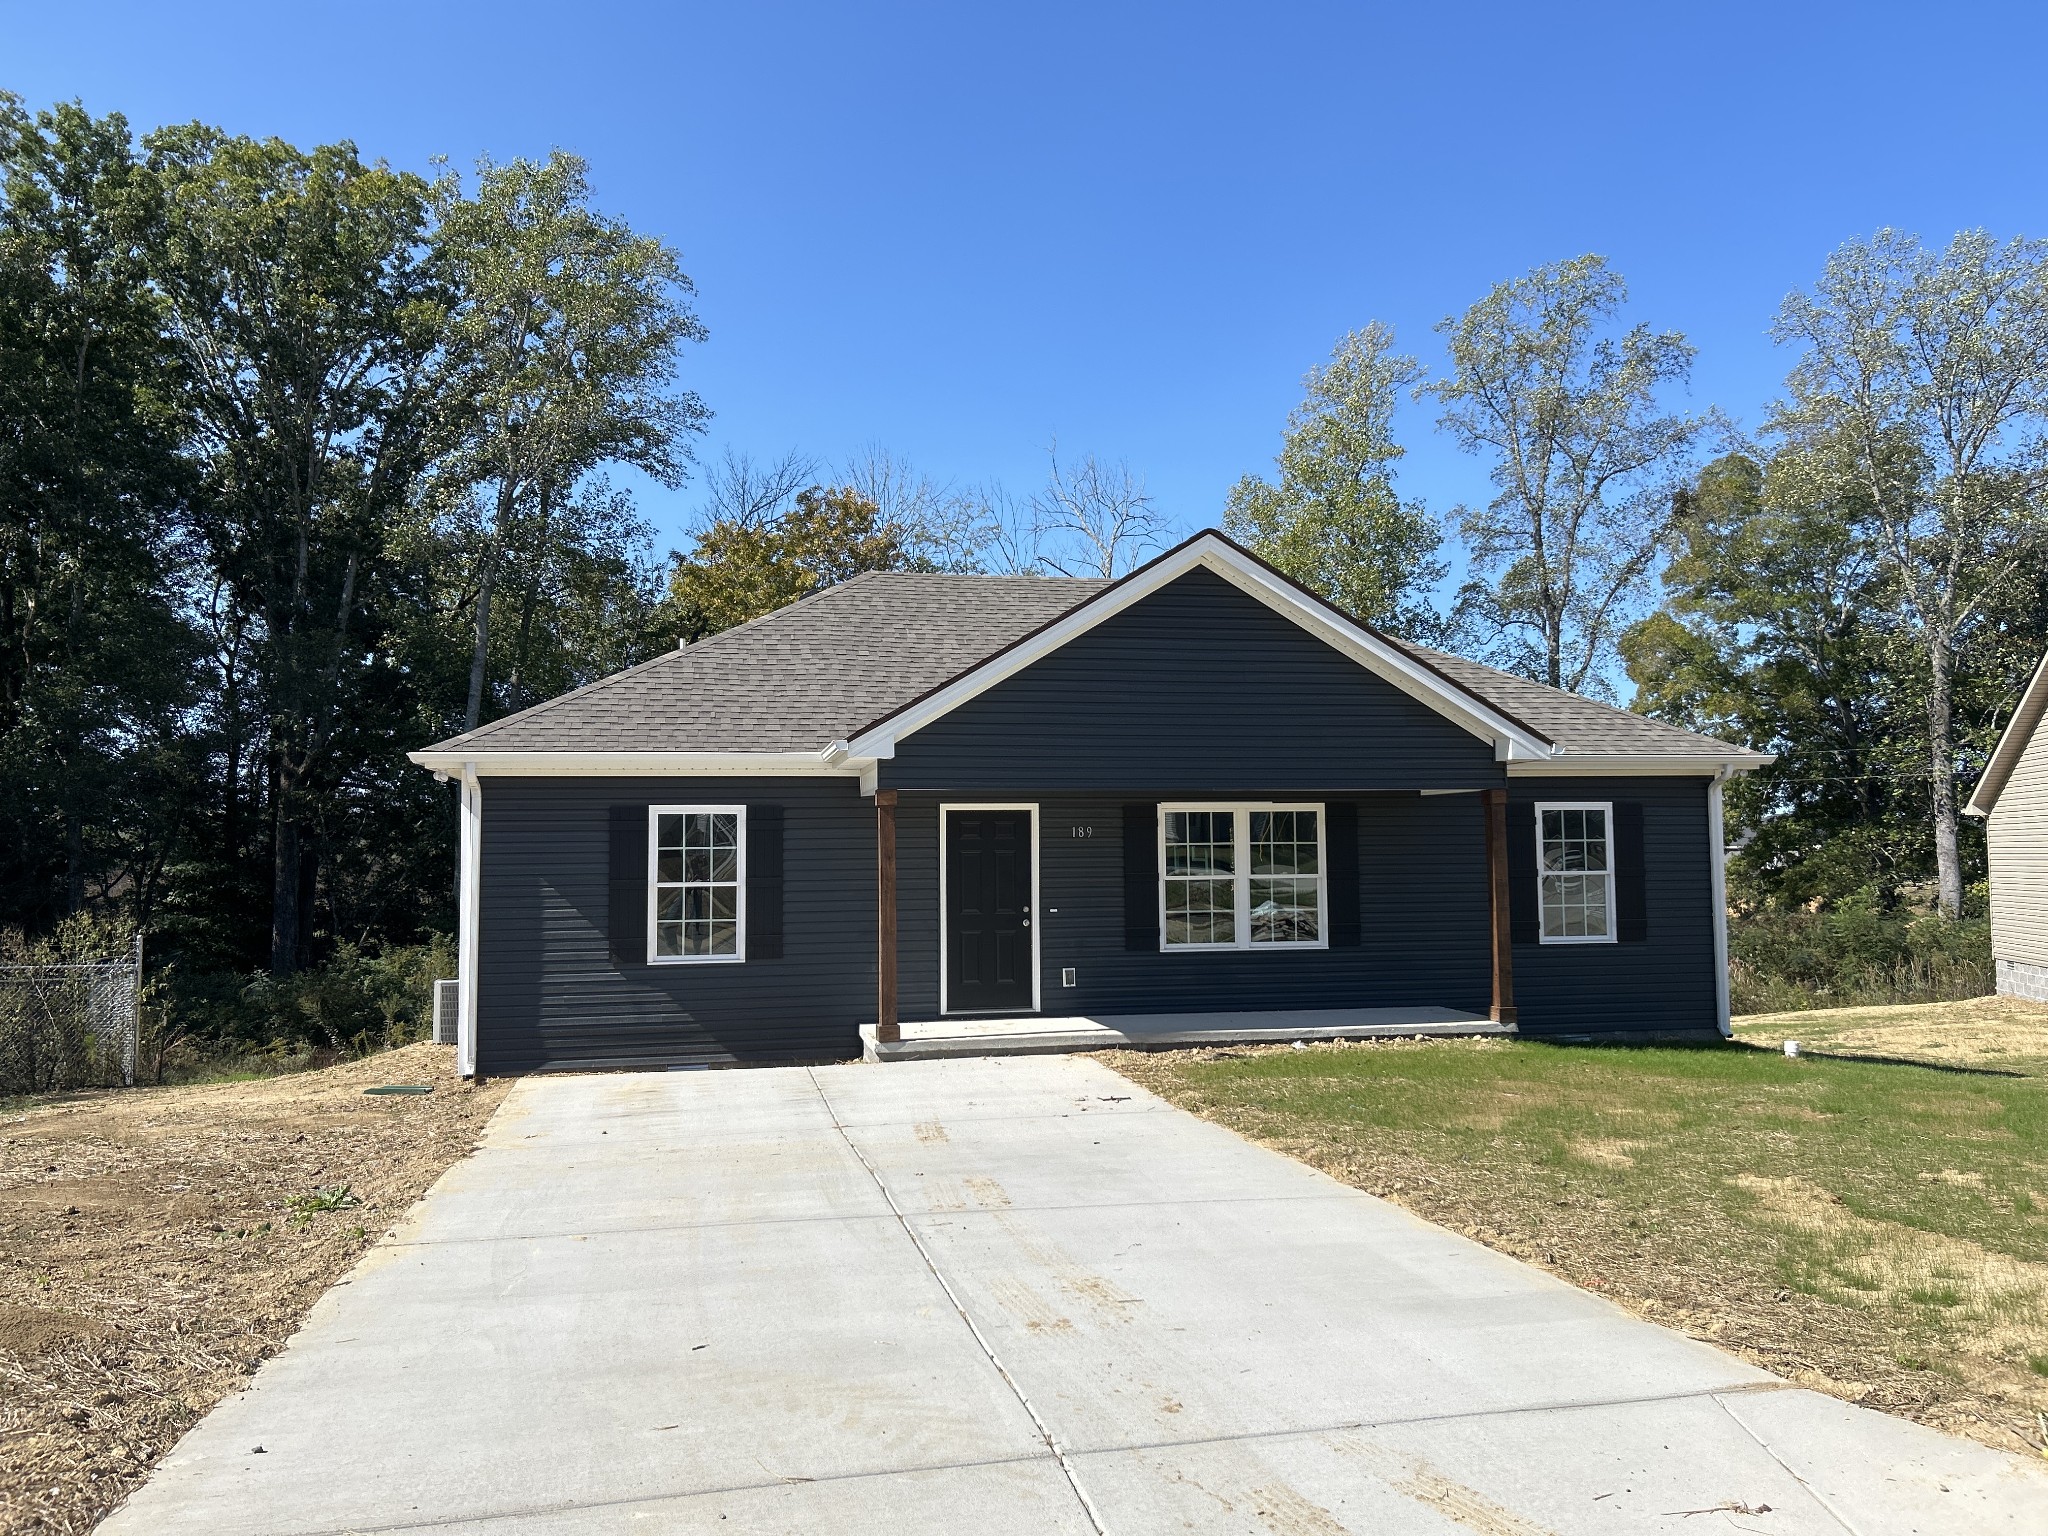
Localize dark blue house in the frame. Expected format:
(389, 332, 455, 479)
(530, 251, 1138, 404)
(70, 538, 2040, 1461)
(410, 531, 1769, 1076)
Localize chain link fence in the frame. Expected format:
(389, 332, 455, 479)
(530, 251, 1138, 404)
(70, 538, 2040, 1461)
(0, 935, 141, 1095)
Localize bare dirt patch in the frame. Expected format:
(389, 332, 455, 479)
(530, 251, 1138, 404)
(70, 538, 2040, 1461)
(0, 1044, 508, 1535)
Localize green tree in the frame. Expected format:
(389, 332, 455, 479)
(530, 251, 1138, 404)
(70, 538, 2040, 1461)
(1769, 229, 2048, 917)
(428, 151, 707, 732)
(0, 96, 198, 932)
(1621, 451, 1922, 908)
(1430, 255, 1710, 695)
(666, 485, 924, 639)
(1224, 323, 1447, 637)
(143, 125, 443, 974)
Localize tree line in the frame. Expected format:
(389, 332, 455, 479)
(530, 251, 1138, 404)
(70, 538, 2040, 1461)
(1223, 247, 2048, 922)
(5, 92, 2044, 1039)
(1, 97, 706, 1001)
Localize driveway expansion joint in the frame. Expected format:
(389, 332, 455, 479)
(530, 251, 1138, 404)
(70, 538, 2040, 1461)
(806, 1066, 1109, 1535)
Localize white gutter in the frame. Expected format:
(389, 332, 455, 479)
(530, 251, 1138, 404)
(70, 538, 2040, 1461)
(1707, 766, 1733, 1039)
(456, 763, 482, 1077)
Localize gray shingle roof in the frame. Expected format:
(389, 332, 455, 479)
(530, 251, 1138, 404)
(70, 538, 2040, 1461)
(428, 572, 1111, 754)
(422, 566, 1754, 762)
(1400, 644, 1754, 759)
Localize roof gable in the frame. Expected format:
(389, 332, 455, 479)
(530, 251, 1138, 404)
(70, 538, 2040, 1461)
(845, 531, 1556, 763)
(878, 563, 1503, 790)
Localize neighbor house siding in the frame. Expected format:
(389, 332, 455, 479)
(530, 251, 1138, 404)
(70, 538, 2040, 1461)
(880, 567, 1502, 793)
(1505, 777, 1718, 1038)
(1988, 710, 2048, 992)
(476, 776, 874, 1072)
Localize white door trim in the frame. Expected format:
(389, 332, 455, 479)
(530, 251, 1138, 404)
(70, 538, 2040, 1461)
(938, 802, 1041, 1017)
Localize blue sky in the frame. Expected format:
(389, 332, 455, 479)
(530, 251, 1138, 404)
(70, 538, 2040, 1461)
(8, 2, 2048, 563)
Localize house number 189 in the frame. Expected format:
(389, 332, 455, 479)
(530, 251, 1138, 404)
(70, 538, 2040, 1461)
(1069, 825, 1094, 838)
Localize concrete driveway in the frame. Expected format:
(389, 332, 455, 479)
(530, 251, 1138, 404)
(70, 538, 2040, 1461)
(104, 1056, 2046, 1535)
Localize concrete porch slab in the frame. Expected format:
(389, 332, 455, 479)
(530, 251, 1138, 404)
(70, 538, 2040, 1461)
(860, 1004, 1505, 1061)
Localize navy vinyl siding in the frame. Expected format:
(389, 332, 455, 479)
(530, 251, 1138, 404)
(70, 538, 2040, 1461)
(1506, 777, 1717, 1038)
(893, 780, 1718, 1038)
(897, 791, 1495, 1021)
(881, 568, 1502, 793)
(476, 776, 873, 1072)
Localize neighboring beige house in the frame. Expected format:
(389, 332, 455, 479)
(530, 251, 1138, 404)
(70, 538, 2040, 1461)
(1968, 648, 2048, 1003)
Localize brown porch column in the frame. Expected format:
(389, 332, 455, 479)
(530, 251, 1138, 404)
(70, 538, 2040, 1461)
(1483, 787, 1517, 1026)
(875, 790, 899, 1043)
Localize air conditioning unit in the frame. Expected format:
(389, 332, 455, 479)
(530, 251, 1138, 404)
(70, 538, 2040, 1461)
(433, 979, 460, 1045)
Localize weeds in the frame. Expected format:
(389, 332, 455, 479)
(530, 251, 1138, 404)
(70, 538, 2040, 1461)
(1729, 909, 1991, 1013)
(286, 1184, 362, 1224)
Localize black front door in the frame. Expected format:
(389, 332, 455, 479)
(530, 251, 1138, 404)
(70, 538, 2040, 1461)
(946, 809, 1034, 1013)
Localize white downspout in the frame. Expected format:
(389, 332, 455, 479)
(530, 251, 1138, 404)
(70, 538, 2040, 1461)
(1707, 768, 1732, 1039)
(457, 762, 482, 1077)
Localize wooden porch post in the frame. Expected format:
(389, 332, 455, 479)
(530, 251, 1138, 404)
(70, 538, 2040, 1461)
(875, 790, 899, 1043)
(1483, 787, 1517, 1026)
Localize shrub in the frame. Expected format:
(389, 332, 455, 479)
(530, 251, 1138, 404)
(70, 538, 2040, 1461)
(236, 936, 454, 1056)
(1728, 908, 1992, 1014)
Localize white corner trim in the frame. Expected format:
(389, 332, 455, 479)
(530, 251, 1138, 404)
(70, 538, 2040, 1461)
(456, 764, 481, 1078)
(1707, 772, 1732, 1038)
(937, 804, 1041, 1017)
(1967, 647, 2048, 817)
(842, 534, 1557, 762)
(407, 749, 869, 779)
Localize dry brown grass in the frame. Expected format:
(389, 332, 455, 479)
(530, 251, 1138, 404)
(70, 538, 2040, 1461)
(0, 1044, 508, 1535)
(1734, 993, 2048, 1072)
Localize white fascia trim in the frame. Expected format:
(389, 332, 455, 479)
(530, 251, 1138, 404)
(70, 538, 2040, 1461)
(841, 535, 1557, 762)
(1966, 648, 2048, 817)
(408, 749, 870, 779)
(1507, 754, 1775, 778)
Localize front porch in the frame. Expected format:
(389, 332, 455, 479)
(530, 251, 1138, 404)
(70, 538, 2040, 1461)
(859, 1004, 1505, 1062)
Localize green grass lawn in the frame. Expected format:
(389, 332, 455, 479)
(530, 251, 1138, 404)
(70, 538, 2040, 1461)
(1103, 998, 2048, 1459)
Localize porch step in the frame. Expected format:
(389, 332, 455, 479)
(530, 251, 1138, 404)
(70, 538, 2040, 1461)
(860, 1006, 1507, 1063)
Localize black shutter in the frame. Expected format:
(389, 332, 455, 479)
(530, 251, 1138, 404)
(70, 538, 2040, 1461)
(748, 805, 784, 959)
(1507, 800, 1538, 945)
(1614, 801, 1647, 943)
(608, 805, 647, 966)
(1123, 803, 1159, 951)
(1325, 801, 1360, 947)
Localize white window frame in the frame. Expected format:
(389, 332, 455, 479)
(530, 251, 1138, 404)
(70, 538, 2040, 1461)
(1533, 800, 1616, 946)
(647, 804, 747, 965)
(1158, 801, 1328, 953)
